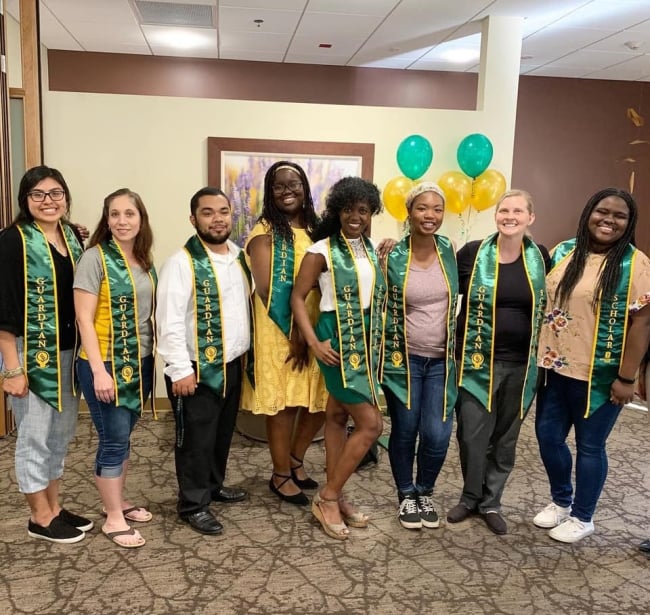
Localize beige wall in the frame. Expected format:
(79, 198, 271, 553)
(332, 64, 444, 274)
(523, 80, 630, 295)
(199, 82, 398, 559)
(6, 14, 22, 89)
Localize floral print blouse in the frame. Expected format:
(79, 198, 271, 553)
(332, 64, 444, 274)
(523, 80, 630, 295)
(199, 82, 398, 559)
(537, 247, 650, 381)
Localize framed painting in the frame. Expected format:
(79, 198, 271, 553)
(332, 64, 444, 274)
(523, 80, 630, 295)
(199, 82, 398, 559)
(207, 137, 375, 245)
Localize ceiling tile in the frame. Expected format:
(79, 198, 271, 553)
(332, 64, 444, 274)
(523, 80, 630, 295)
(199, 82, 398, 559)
(39, 1, 85, 51)
(218, 6, 301, 34)
(549, 0, 650, 31)
(295, 12, 383, 38)
(220, 0, 307, 9)
(306, 0, 400, 16)
(43, 0, 136, 25)
(219, 29, 291, 52)
(219, 50, 286, 62)
(545, 49, 635, 70)
(284, 53, 349, 66)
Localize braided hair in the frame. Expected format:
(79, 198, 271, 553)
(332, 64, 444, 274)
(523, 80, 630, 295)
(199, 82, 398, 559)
(554, 188, 638, 310)
(259, 161, 318, 242)
(311, 176, 382, 242)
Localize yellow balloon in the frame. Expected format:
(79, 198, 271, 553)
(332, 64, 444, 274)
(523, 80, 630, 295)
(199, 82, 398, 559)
(382, 175, 414, 222)
(470, 169, 507, 212)
(438, 171, 471, 214)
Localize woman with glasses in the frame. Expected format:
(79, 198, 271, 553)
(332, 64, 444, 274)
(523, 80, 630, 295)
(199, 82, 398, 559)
(0, 166, 92, 544)
(74, 189, 156, 548)
(241, 161, 328, 505)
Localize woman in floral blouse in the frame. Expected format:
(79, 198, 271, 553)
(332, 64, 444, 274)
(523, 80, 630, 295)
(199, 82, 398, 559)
(534, 187, 650, 544)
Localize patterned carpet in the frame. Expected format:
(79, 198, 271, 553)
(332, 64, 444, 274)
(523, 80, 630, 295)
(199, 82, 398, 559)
(0, 406, 648, 615)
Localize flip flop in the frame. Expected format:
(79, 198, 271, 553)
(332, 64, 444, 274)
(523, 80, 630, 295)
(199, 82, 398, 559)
(101, 506, 153, 523)
(102, 526, 146, 549)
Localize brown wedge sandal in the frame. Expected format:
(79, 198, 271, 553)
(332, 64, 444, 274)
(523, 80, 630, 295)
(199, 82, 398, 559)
(312, 492, 350, 541)
(339, 494, 370, 528)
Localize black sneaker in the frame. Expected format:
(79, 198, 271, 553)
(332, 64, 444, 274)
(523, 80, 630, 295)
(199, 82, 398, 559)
(27, 517, 85, 544)
(58, 508, 94, 532)
(398, 494, 422, 530)
(417, 492, 440, 528)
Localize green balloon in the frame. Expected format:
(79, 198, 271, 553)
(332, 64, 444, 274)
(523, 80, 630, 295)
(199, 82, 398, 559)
(457, 133, 493, 178)
(396, 135, 433, 180)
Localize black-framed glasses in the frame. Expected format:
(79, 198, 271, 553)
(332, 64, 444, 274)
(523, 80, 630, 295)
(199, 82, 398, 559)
(28, 189, 66, 202)
(271, 180, 302, 195)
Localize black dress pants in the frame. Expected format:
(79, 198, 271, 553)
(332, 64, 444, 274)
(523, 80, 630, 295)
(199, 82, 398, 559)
(165, 359, 242, 516)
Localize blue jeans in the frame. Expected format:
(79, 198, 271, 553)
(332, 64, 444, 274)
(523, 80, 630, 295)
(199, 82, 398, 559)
(77, 355, 154, 478)
(384, 355, 452, 496)
(535, 370, 622, 522)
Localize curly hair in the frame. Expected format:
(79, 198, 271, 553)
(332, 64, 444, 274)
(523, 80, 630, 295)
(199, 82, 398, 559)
(88, 188, 154, 271)
(554, 187, 637, 310)
(311, 176, 381, 242)
(259, 161, 319, 242)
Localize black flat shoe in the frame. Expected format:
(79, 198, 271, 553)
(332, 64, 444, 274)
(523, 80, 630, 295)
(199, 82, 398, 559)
(290, 454, 319, 490)
(269, 473, 309, 506)
(181, 510, 223, 535)
(212, 486, 248, 503)
(639, 538, 650, 553)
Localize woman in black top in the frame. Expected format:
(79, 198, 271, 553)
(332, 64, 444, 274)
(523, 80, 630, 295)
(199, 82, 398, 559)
(447, 189, 550, 535)
(0, 166, 91, 544)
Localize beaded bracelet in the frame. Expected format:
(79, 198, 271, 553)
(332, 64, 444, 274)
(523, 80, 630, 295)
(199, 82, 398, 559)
(0, 366, 25, 379)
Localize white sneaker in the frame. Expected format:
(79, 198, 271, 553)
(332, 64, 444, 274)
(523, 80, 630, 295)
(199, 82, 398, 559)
(533, 502, 571, 528)
(549, 516, 595, 543)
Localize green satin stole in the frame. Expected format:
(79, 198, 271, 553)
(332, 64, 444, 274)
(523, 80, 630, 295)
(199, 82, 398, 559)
(267, 232, 294, 338)
(328, 233, 386, 406)
(550, 239, 636, 417)
(381, 235, 459, 418)
(18, 222, 83, 411)
(184, 235, 228, 397)
(458, 233, 547, 416)
(98, 239, 157, 415)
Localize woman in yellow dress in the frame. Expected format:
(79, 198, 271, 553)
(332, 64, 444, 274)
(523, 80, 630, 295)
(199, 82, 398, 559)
(242, 161, 328, 505)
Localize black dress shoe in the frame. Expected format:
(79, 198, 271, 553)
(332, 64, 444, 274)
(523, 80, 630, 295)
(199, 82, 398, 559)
(181, 511, 223, 535)
(483, 511, 507, 535)
(638, 538, 650, 553)
(212, 486, 248, 503)
(269, 473, 309, 506)
(446, 503, 474, 523)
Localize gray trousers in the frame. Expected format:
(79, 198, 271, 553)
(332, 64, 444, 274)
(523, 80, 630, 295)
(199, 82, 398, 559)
(456, 361, 527, 514)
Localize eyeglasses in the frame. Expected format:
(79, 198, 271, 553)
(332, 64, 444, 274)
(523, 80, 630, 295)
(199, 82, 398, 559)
(28, 189, 66, 202)
(271, 180, 302, 195)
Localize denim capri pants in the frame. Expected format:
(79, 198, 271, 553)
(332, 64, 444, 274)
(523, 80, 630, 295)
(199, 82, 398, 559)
(76, 355, 153, 478)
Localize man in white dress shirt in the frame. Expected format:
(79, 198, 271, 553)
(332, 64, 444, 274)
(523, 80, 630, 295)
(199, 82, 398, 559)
(156, 187, 251, 535)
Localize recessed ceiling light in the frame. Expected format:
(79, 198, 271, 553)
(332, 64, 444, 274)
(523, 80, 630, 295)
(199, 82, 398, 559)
(149, 29, 211, 50)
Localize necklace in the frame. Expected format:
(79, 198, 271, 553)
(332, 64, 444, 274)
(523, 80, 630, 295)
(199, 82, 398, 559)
(347, 237, 367, 258)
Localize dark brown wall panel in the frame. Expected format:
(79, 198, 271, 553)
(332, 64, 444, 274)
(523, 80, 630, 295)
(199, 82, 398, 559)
(513, 76, 650, 254)
(47, 50, 478, 110)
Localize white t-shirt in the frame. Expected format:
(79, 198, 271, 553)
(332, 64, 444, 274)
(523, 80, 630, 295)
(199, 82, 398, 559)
(307, 237, 377, 312)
